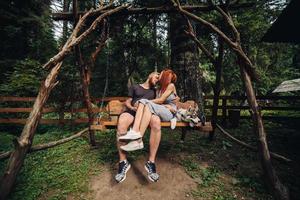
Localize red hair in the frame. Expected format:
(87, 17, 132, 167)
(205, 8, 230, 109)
(159, 69, 177, 95)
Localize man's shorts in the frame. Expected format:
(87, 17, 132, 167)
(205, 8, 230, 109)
(122, 109, 136, 117)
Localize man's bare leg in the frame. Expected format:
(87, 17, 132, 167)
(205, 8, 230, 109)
(148, 115, 161, 162)
(143, 115, 161, 182)
(117, 113, 134, 161)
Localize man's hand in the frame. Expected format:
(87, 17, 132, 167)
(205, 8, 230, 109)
(130, 106, 137, 111)
(130, 102, 139, 111)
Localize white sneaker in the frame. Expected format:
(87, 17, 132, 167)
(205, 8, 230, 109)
(118, 128, 142, 141)
(170, 117, 177, 129)
(120, 140, 144, 151)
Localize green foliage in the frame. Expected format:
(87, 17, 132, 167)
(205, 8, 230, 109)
(0, 0, 57, 96)
(201, 167, 220, 187)
(0, 59, 45, 96)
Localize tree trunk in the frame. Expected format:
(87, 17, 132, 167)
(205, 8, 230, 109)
(73, 0, 96, 146)
(239, 60, 289, 200)
(170, 14, 204, 117)
(152, 16, 158, 72)
(75, 46, 96, 146)
(209, 38, 224, 140)
(0, 62, 62, 200)
(62, 0, 71, 42)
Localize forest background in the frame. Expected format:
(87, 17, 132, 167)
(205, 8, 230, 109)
(1, 0, 299, 102)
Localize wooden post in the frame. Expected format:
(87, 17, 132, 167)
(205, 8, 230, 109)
(73, 0, 78, 22)
(75, 46, 96, 146)
(58, 100, 66, 126)
(221, 97, 227, 126)
(180, 127, 187, 142)
(73, 0, 96, 146)
(239, 61, 289, 200)
(209, 37, 224, 140)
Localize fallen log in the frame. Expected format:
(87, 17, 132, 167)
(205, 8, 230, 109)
(0, 128, 88, 160)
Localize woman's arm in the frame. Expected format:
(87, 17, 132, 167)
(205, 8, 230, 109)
(151, 83, 175, 104)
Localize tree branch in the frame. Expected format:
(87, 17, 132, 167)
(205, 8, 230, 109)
(171, 0, 258, 80)
(51, 3, 255, 21)
(216, 124, 292, 163)
(184, 19, 216, 64)
(213, 3, 240, 43)
(171, 0, 237, 49)
(42, 4, 129, 69)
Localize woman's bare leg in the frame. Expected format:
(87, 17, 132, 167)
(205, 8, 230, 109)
(132, 103, 145, 132)
(138, 105, 152, 137)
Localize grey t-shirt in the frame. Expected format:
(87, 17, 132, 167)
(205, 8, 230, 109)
(128, 84, 156, 106)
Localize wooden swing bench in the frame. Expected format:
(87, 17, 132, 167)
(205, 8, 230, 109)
(89, 97, 213, 132)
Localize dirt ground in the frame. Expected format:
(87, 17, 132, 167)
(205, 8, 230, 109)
(88, 157, 197, 200)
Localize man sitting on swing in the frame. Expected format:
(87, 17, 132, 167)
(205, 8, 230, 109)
(115, 72, 162, 183)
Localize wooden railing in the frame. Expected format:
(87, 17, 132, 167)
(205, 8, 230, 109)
(0, 96, 299, 125)
(0, 96, 128, 125)
(204, 95, 300, 123)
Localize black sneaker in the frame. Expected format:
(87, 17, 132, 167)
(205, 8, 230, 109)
(115, 160, 131, 183)
(144, 161, 159, 182)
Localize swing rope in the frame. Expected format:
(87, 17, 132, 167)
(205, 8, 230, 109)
(96, 22, 110, 125)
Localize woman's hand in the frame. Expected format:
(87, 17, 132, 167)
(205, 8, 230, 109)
(173, 95, 180, 102)
(164, 105, 176, 113)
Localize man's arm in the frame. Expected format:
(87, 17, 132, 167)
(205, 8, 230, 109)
(125, 85, 137, 111)
(124, 98, 137, 111)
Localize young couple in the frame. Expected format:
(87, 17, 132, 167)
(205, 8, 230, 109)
(115, 69, 179, 183)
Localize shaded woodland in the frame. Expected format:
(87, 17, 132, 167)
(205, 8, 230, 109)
(0, 0, 300, 200)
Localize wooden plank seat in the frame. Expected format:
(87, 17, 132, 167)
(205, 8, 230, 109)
(90, 121, 212, 132)
(89, 99, 213, 132)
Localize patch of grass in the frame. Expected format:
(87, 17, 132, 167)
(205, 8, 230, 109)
(0, 127, 103, 200)
(237, 176, 266, 194)
(201, 167, 220, 187)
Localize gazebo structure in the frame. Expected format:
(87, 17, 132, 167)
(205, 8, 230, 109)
(273, 78, 300, 93)
(262, 0, 300, 43)
(0, 1, 290, 200)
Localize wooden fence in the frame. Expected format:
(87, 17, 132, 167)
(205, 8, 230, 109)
(0, 96, 299, 125)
